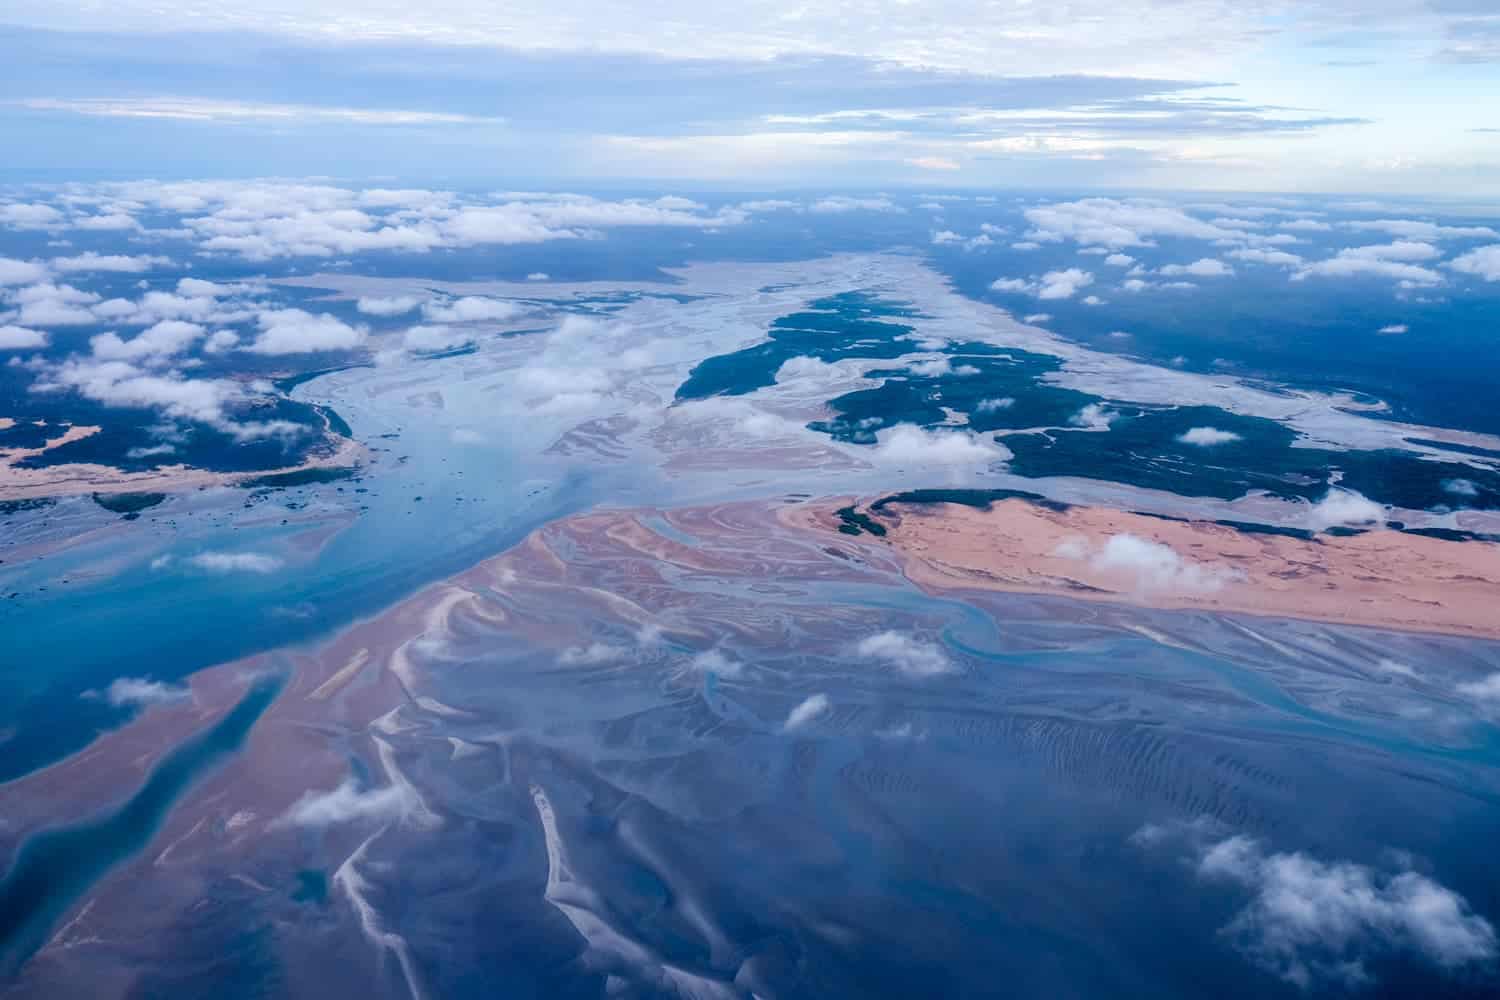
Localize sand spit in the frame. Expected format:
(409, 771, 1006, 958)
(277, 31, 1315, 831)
(790, 497, 1500, 641)
(0, 434, 366, 502)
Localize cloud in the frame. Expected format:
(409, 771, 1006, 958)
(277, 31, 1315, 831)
(992, 268, 1094, 300)
(420, 296, 523, 323)
(1346, 219, 1498, 241)
(1227, 248, 1302, 266)
(1159, 257, 1233, 277)
(1104, 253, 1136, 266)
(870, 424, 1010, 465)
(907, 356, 979, 377)
(907, 155, 960, 171)
(1280, 218, 1332, 232)
(975, 396, 1014, 413)
(783, 693, 831, 731)
(0, 257, 50, 285)
(32, 358, 297, 440)
(1023, 198, 1241, 248)
(203, 329, 240, 353)
(20, 96, 501, 127)
(1458, 673, 1500, 710)
(277, 780, 411, 829)
(0, 325, 48, 349)
(1136, 820, 1496, 989)
(89, 676, 192, 709)
(1021, 312, 1051, 323)
(70, 212, 141, 232)
(50, 252, 170, 273)
(1039, 267, 1095, 299)
(0, 203, 64, 230)
(1293, 249, 1444, 285)
(558, 642, 629, 666)
(855, 631, 954, 677)
(688, 648, 743, 678)
(1339, 240, 1441, 262)
(356, 294, 424, 316)
(90, 320, 204, 362)
(186, 551, 284, 573)
(1448, 245, 1500, 281)
(1306, 490, 1385, 531)
(8, 282, 100, 325)
(1443, 478, 1479, 497)
(809, 195, 901, 214)
(247, 308, 367, 354)
(1065, 533, 1236, 592)
(401, 324, 472, 353)
(1177, 426, 1242, 445)
(1070, 402, 1118, 430)
(1378, 324, 1408, 334)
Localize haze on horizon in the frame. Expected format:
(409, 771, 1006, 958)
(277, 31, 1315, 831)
(1, 0, 1498, 196)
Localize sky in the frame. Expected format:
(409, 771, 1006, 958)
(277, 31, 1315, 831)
(0, 1, 1498, 193)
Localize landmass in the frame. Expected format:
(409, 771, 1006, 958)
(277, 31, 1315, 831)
(791, 496, 1500, 641)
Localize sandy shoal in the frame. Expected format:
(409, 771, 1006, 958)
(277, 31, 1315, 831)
(789, 498, 1500, 641)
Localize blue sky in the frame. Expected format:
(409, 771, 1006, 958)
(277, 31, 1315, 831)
(1, 1, 1498, 192)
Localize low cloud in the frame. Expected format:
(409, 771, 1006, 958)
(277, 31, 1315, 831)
(1070, 402, 1118, 430)
(1177, 426, 1242, 446)
(1346, 219, 1497, 242)
(1306, 490, 1385, 532)
(421, 296, 523, 323)
(0, 257, 49, 285)
(186, 551, 284, 574)
(907, 356, 979, 377)
(1378, 324, 1408, 335)
(991, 268, 1095, 300)
(1023, 198, 1242, 248)
(88, 676, 192, 709)
(50, 252, 170, 274)
(855, 631, 954, 677)
(1063, 533, 1237, 593)
(277, 780, 411, 829)
(559, 642, 629, 666)
(688, 648, 743, 678)
(870, 424, 1010, 466)
(356, 295, 424, 316)
(783, 693, 831, 732)
(0, 325, 48, 349)
(1037, 268, 1095, 299)
(975, 396, 1014, 413)
(1448, 245, 1500, 282)
(1228, 248, 1302, 266)
(1294, 245, 1445, 285)
(90, 320, 204, 362)
(808, 195, 901, 214)
(1160, 257, 1233, 277)
(1456, 672, 1500, 709)
(1135, 819, 1497, 989)
(247, 308, 367, 355)
(402, 324, 472, 353)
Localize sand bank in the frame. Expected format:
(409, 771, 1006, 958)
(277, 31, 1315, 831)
(791, 497, 1500, 641)
(0, 433, 366, 502)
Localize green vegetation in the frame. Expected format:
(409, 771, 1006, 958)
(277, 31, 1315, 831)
(870, 488, 1058, 512)
(835, 505, 887, 537)
(239, 466, 357, 489)
(92, 492, 166, 515)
